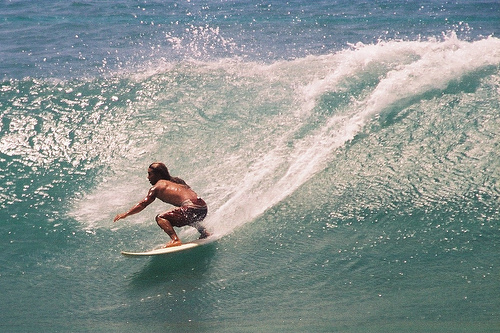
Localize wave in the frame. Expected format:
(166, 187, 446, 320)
(1, 35, 498, 239)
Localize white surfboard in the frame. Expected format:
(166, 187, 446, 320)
(121, 237, 216, 256)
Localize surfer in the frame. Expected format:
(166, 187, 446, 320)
(113, 162, 210, 247)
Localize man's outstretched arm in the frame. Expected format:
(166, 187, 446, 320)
(113, 187, 156, 222)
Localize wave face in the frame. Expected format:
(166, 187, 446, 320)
(1, 0, 499, 331)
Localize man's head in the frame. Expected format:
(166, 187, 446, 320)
(148, 162, 171, 185)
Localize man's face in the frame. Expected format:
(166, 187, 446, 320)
(147, 168, 159, 185)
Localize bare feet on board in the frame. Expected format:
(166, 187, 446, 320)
(164, 239, 182, 248)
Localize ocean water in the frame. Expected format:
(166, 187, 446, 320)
(1, 0, 499, 332)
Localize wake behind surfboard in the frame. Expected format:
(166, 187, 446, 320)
(121, 237, 217, 256)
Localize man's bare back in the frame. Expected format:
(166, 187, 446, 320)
(151, 180, 198, 207)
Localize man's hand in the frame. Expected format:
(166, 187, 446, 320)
(113, 213, 127, 223)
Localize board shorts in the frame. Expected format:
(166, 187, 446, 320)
(158, 198, 207, 228)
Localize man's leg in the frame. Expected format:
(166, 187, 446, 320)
(191, 222, 211, 239)
(156, 214, 182, 247)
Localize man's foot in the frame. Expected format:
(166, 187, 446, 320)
(163, 239, 182, 248)
(199, 230, 211, 239)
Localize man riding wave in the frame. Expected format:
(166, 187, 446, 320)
(114, 162, 210, 247)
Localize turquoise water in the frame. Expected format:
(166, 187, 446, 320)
(1, 1, 499, 332)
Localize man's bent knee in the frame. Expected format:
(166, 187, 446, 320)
(156, 214, 171, 229)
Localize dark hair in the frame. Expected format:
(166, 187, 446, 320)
(149, 162, 187, 186)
